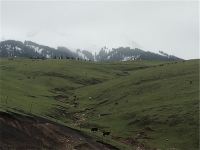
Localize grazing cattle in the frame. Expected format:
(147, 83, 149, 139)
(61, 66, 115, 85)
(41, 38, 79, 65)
(89, 97, 92, 100)
(103, 131, 110, 136)
(91, 128, 98, 132)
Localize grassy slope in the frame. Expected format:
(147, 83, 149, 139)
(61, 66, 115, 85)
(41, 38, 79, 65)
(0, 58, 199, 150)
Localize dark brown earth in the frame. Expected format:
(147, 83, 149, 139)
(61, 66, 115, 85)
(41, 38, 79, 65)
(0, 111, 119, 150)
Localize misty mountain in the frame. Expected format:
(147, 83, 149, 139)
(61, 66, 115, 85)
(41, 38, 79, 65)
(0, 40, 182, 61)
(0, 40, 92, 60)
(95, 47, 182, 61)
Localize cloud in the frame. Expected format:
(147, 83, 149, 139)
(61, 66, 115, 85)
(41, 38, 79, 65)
(1, 1, 199, 59)
(26, 30, 40, 38)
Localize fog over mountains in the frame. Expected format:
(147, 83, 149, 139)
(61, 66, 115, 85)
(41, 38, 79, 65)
(0, 40, 182, 61)
(2, 1, 198, 59)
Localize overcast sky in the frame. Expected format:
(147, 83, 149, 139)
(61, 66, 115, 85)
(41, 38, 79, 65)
(0, 0, 199, 59)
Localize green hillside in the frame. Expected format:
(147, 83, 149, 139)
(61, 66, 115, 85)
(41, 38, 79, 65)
(0, 58, 199, 150)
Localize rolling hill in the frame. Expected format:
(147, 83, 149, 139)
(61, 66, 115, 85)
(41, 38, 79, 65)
(0, 58, 198, 150)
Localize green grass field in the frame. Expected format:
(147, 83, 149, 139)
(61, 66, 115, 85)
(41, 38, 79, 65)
(0, 58, 199, 150)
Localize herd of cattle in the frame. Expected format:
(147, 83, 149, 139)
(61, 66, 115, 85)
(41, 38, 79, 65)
(91, 127, 111, 137)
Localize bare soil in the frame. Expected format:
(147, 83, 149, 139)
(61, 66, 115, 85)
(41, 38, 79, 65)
(0, 111, 119, 150)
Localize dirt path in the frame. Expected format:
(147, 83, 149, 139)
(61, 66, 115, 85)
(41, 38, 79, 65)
(0, 111, 119, 150)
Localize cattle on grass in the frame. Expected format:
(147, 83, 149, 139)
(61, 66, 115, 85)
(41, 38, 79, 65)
(103, 131, 110, 136)
(91, 128, 98, 132)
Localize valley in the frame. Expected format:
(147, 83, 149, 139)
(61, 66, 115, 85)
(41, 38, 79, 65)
(0, 58, 199, 150)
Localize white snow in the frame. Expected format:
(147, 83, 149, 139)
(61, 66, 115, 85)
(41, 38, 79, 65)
(121, 55, 140, 61)
(122, 56, 132, 61)
(6, 45, 11, 49)
(159, 52, 166, 57)
(46, 54, 51, 58)
(159, 51, 169, 58)
(25, 44, 43, 54)
(77, 51, 89, 60)
(15, 46, 21, 51)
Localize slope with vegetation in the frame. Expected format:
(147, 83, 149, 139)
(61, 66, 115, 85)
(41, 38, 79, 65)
(0, 58, 198, 150)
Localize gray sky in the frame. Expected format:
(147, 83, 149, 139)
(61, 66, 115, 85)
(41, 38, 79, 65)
(0, 0, 199, 59)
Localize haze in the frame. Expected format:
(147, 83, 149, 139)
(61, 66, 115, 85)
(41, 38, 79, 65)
(0, 0, 199, 59)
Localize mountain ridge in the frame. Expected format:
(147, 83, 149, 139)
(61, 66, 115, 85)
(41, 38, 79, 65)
(0, 40, 182, 61)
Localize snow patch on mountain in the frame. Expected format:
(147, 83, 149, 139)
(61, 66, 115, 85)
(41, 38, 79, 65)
(15, 46, 22, 51)
(121, 55, 140, 61)
(46, 54, 51, 58)
(5, 45, 11, 49)
(25, 44, 43, 54)
(107, 55, 111, 59)
(76, 50, 89, 60)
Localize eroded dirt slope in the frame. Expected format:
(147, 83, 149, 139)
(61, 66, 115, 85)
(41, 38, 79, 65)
(0, 111, 119, 150)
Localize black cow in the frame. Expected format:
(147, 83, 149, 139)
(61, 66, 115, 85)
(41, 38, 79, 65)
(91, 128, 98, 132)
(103, 131, 110, 136)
